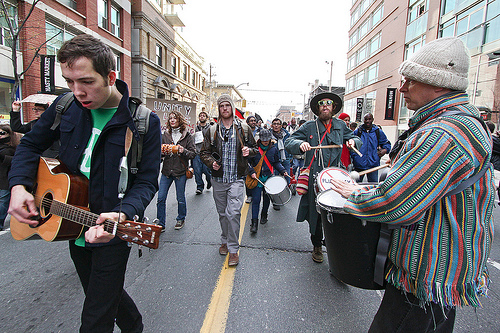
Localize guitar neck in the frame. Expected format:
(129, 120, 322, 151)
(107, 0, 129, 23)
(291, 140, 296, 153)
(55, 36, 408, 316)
(40, 197, 118, 235)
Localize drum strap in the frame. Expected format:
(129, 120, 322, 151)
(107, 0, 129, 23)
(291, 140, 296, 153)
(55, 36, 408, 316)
(374, 224, 391, 286)
(258, 147, 273, 173)
(309, 120, 331, 170)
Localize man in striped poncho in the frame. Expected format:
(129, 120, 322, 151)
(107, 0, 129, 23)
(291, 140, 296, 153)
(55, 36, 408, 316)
(332, 37, 494, 332)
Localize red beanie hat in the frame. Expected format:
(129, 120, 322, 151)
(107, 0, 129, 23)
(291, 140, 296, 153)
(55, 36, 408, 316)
(338, 113, 350, 120)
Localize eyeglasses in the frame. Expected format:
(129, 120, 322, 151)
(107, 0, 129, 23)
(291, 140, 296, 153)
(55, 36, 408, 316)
(318, 100, 334, 106)
(0, 131, 7, 135)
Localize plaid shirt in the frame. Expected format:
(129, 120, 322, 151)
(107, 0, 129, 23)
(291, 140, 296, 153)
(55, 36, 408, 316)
(213, 122, 238, 183)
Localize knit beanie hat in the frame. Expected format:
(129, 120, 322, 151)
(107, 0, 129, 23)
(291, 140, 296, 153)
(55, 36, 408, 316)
(217, 94, 235, 115)
(338, 113, 350, 120)
(398, 37, 470, 91)
(259, 129, 272, 142)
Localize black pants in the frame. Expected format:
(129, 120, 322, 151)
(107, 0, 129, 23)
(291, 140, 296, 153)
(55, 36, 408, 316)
(310, 215, 323, 247)
(369, 283, 456, 333)
(69, 241, 143, 333)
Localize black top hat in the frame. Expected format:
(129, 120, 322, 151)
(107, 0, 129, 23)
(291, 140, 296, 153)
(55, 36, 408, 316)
(309, 92, 343, 116)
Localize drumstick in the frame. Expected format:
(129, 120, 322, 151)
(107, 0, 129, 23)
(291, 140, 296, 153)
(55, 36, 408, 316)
(309, 145, 341, 149)
(357, 164, 389, 176)
(350, 146, 363, 157)
(256, 178, 272, 191)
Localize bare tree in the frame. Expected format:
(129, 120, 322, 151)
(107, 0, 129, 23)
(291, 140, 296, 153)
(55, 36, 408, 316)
(0, 0, 60, 101)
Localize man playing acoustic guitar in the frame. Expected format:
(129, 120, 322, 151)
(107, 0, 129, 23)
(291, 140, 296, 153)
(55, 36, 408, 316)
(8, 34, 161, 332)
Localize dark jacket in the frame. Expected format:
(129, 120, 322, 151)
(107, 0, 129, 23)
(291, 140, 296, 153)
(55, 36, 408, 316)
(161, 128, 196, 177)
(351, 124, 391, 170)
(491, 134, 500, 171)
(0, 144, 15, 190)
(248, 143, 286, 177)
(10, 111, 59, 157)
(200, 119, 258, 179)
(285, 118, 362, 233)
(10, 111, 36, 134)
(9, 80, 162, 246)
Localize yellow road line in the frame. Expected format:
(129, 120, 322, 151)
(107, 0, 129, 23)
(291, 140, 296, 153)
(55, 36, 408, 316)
(200, 201, 250, 333)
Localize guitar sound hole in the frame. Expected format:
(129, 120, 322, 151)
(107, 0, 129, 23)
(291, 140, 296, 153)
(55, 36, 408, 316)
(40, 192, 53, 219)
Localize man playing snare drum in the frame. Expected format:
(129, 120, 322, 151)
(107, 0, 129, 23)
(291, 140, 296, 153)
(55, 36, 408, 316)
(331, 37, 494, 332)
(284, 92, 361, 263)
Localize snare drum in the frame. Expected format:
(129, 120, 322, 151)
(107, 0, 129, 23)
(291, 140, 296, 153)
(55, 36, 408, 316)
(264, 176, 291, 206)
(315, 167, 353, 193)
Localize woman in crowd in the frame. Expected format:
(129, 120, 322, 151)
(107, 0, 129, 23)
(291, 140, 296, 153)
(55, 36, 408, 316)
(0, 125, 19, 230)
(156, 111, 196, 231)
(248, 129, 288, 234)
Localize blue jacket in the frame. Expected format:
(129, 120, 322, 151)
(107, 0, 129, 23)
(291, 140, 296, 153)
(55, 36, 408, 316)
(248, 143, 286, 177)
(9, 80, 162, 246)
(351, 125, 391, 170)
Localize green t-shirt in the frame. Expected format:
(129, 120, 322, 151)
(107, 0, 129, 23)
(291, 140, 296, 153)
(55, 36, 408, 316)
(75, 107, 118, 247)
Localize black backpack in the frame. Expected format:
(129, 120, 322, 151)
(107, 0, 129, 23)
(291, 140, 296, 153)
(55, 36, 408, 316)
(50, 92, 151, 174)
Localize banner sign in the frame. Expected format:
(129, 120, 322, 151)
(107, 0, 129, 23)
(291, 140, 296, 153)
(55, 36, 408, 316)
(385, 88, 397, 120)
(356, 98, 364, 122)
(145, 98, 197, 134)
(40, 55, 55, 93)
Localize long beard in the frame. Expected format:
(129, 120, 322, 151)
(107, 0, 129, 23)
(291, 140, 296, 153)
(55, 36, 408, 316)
(318, 110, 333, 121)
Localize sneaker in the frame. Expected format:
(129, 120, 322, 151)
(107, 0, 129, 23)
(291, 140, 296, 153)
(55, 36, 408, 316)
(196, 189, 202, 195)
(312, 246, 323, 263)
(219, 243, 228, 255)
(160, 225, 166, 233)
(174, 220, 185, 230)
(245, 196, 252, 204)
(228, 252, 239, 266)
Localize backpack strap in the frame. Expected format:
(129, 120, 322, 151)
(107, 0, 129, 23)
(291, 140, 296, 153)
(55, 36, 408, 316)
(128, 97, 151, 174)
(50, 92, 74, 130)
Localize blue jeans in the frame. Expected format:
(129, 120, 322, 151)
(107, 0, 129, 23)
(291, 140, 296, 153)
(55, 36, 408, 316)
(291, 158, 304, 177)
(0, 189, 10, 227)
(156, 174, 187, 226)
(192, 155, 211, 191)
(251, 186, 271, 219)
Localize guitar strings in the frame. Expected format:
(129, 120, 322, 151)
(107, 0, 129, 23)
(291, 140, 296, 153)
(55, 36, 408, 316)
(35, 195, 119, 233)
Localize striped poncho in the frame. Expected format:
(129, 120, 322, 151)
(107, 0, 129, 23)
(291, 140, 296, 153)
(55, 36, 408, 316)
(344, 92, 494, 307)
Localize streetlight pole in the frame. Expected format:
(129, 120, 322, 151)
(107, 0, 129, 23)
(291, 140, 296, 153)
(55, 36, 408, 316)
(235, 82, 249, 90)
(326, 61, 333, 92)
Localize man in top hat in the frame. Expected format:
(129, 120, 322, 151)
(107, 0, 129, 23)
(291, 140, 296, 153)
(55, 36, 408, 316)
(200, 94, 257, 266)
(284, 92, 361, 263)
(331, 37, 494, 331)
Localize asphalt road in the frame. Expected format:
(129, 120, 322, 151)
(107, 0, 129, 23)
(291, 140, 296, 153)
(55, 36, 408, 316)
(1, 178, 499, 332)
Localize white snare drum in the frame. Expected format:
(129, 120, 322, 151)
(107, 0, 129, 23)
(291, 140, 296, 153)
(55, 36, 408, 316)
(316, 167, 353, 193)
(316, 188, 348, 216)
(264, 176, 291, 206)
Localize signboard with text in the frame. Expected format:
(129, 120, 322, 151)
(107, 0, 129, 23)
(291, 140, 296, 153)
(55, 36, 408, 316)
(146, 99, 197, 134)
(385, 88, 397, 120)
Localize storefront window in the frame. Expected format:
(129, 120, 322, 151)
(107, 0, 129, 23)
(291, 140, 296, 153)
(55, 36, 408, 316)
(0, 78, 15, 122)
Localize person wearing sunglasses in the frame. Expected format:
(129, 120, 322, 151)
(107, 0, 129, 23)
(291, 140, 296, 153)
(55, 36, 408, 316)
(0, 125, 17, 231)
(200, 94, 258, 266)
(284, 92, 361, 263)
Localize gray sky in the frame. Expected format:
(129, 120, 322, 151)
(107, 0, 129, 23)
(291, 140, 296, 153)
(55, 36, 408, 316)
(178, 0, 351, 122)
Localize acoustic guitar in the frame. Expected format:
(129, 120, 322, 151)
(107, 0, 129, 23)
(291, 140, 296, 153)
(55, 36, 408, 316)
(10, 157, 161, 249)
